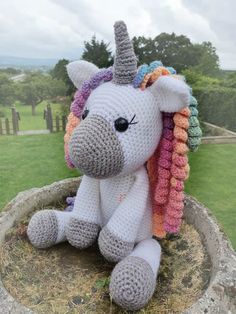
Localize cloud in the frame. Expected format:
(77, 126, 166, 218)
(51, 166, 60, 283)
(183, 0, 236, 69)
(144, 0, 217, 42)
(0, 0, 235, 68)
(0, 0, 85, 59)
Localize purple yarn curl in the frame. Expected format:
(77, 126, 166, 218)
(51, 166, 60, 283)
(163, 116, 175, 129)
(70, 91, 86, 117)
(71, 67, 113, 118)
(64, 196, 76, 212)
(65, 154, 75, 168)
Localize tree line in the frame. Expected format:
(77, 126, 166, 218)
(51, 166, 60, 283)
(51, 32, 222, 98)
(0, 31, 235, 118)
(0, 71, 67, 115)
(82, 33, 219, 75)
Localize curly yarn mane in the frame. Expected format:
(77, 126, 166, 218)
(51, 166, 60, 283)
(136, 62, 199, 238)
(64, 61, 201, 238)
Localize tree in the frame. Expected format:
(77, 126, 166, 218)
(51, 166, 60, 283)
(223, 72, 236, 88)
(191, 42, 219, 76)
(0, 73, 16, 106)
(82, 35, 113, 68)
(182, 68, 221, 88)
(132, 34, 219, 75)
(132, 36, 156, 65)
(17, 73, 67, 115)
(133, 33, 194, 72)
(51, 59, 75, 96)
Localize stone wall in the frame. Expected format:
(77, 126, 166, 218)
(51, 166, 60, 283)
(202, 122, 236, 144)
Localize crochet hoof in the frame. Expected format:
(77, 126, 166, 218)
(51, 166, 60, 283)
(66, 217, 99, 249)
(98, 226, 134, 262)
(109, 256, 156, 311)
(27, 210, 58, 249)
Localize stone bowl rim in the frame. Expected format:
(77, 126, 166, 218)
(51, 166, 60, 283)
(0, 177, 235, 314)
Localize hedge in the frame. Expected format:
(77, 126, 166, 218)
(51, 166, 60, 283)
(193, 86, 236, 132)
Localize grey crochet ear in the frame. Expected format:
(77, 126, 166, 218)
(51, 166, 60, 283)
(149, 76, 190, 112)
(113, 21, 137, 85)
(66, 60, 99, 90)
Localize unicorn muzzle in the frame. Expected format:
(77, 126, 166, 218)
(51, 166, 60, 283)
(68, 114, 125, 178)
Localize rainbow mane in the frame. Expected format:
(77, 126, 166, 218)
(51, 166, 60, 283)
(64, 61, 201, 238)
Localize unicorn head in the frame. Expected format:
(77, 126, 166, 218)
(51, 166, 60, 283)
(66, 21, 190, 180)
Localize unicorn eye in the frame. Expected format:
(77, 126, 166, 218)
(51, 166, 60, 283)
(82, 109, 89, 120)
(114, 115, 138, 132)
(114, 117, 129, 132)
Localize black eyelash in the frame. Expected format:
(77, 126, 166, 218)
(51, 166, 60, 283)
(129, 114, 138, 125)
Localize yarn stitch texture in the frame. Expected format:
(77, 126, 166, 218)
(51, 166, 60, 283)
(28, 20, 202, 312)
(65, 63, 201, 237)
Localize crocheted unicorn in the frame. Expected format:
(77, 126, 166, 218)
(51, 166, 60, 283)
(27, 21, 201, 310)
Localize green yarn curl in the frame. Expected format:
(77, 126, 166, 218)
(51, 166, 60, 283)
(187, 96, 202, 152)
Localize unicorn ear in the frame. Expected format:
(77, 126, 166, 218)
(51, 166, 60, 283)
(148, 75, 190, 112)
(66, 60, 99, 90)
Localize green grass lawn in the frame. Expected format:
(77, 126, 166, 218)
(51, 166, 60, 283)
(0, 101, 62, 131)
(0, 133, 78, 208)
(0, 134, 235, 249)
(186, 144, 236, 249)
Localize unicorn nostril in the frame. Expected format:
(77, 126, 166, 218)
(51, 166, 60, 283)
(68, 115, 125, 178)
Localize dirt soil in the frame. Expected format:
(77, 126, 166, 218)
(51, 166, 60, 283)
(0, 205, 211, 314)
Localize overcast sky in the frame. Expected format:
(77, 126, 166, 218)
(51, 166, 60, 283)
(0, 0, 235, 69)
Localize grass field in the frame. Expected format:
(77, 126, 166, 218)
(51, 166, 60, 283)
(185, 144, 236, 249)
(0, 101, 62, 131)
(0, 133, 78, 208)
(0, 134, 235, 249)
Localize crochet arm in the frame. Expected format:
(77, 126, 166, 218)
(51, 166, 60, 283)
(72, 175, 100, 223)
(65, 175, 101, 249)
(98, 167, 149, 262)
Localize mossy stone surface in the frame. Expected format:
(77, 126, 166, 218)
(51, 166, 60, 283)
(0, 206, 211, 314)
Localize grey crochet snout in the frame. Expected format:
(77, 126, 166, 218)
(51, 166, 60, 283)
(69, 115, 124, 178)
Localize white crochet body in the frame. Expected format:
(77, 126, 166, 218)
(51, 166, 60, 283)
(69, 166, 152, 244)
(100, 170, 152, 242)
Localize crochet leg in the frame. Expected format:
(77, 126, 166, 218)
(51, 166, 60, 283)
(109, 238, 161, 311)
(65, 216, 100, 249)
(27, 210, 73, 249)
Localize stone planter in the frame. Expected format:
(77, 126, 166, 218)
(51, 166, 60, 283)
(0, 178, 235, 313)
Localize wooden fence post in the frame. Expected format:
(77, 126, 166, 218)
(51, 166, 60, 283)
(55, 115, 60, 132)
(0, 119, 3, 135)
(11, 107, 18, 134)
(5, 118, 10, 135)
(44, 105, 67, 133)
(62, 115, 66, 131)
(44, 109, 48, 129)
(16, 112, 20, 130)
(46, 103, 53, 132)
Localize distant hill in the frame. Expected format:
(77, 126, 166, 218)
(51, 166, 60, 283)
(0, 56, 58, 70)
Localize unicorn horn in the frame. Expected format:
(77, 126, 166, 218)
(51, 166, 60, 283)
(113, 21, 137, 84)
